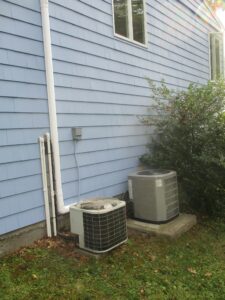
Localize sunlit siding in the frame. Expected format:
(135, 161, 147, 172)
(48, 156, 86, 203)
(49, 0, 218, 206)
(0, 0, 49, 234)
(179, 0, 221, 30)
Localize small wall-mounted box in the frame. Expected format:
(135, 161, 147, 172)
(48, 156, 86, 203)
(71, 127, 82, 140)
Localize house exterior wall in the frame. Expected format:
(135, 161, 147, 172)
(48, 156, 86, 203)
(49, 0, 217, 207)
(0, 0, 220, 236)
(0, 0, 49, 235)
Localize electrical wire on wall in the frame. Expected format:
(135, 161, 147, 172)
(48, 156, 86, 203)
(73, 140, 81, 202)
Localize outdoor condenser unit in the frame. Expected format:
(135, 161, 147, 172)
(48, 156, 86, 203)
(70, 198, 127, 253)
(128, 170, 179, 223)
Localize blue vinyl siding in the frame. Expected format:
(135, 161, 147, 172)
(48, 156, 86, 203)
(49, 0, 217, 206)
(0, 0, 221, 235)
(0, 0, 49, 235)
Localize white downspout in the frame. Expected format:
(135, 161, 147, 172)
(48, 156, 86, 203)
(40, 0, 70, 214)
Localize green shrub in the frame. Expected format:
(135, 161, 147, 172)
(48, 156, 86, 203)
(141, 79, 225, 216)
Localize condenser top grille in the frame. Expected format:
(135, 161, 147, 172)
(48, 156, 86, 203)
(135, 169, 172, 176)
(83, 206, 127, 252)
(75, 198, 124, 214)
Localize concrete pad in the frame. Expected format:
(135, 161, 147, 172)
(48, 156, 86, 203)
(74, 247, 108, 259)
(127, 214, 197, 239)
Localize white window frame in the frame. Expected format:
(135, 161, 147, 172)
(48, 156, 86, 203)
(209, 32, 224, 80)
(112, 0, 148, 48)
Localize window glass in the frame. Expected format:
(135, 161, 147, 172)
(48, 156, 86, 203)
(113, 0, 129, 38)
(210, 35, 214, 80)
(215, 38, 221, 79)
(113, 0, 146, 45)
(132, 0, 145, 44)
(210, 33, 224, 80)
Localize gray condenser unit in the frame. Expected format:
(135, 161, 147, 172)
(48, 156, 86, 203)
(128, 170, 179, 223)
(70, 198, 127, 253)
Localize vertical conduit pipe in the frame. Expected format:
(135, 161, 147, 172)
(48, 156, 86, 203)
(39, 137, 52, 237)
(45, 133, 57, 236)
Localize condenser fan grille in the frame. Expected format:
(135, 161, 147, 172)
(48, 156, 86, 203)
(83, 206, 127, 251)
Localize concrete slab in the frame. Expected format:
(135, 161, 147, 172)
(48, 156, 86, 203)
(74, 247, 108, 259)
(127, 214, 197, 239)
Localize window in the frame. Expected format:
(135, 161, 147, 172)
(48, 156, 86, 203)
(113, 0, 147, 45)
(210, 32, 224, 80)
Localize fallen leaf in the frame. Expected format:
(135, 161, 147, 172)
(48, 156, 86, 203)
(187, 267, 197, 275)
(32, 274, 38, 279)
(148, 255, 156, 261)
(204, 272, 212, 277)
(140, 288, 145, 295)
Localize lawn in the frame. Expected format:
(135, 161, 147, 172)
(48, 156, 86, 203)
(0, 219, 225, 300)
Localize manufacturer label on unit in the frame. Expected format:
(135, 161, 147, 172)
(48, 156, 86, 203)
(128, 179, 133, 199)
(156, 179, 163, 187)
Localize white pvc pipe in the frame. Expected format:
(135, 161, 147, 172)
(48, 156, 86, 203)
(39, 137, 52, 237)
(45, 133, 57, 236)
(40, 0, 70, 214)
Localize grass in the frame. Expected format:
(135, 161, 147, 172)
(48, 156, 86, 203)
(0, 219, 225, 300)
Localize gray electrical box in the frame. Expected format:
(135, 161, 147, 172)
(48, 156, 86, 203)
(72, 127, 82, 140)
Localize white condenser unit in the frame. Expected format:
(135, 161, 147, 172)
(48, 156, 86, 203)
(70, 198, 127, 253)
(128, 170, 179, 223)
